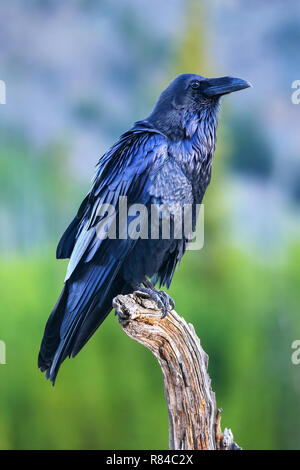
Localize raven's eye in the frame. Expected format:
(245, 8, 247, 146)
(190, 80, 201, 90)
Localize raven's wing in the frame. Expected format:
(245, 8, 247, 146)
(64, 123, 168, 280)
(39, 123, 168, 383)
(56, 194, 90, 259)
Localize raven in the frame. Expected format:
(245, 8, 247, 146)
(38, 73, 251, 384)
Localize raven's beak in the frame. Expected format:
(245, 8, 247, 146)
(202, 76, 252, 97)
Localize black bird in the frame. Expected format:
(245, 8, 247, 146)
(38, 73, 251, 384)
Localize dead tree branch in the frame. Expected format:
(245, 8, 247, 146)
(113, 292, 241, 450)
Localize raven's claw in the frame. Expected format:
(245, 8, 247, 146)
(134, 286, 175, 318)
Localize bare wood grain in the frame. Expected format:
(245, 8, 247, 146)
(113, 292, 241, 450)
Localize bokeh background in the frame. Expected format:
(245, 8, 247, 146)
(1, 0, 300, 450)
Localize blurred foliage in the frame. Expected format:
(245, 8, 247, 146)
(225, 113, 274, 180)
(173, 1, 208, 77)
(0, 134, 86, 254)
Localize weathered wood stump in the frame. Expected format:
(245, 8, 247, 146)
(113, 292, 241, 451)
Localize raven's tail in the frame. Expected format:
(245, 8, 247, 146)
(38, 283, 69, 378)
(38, 263, 126, 385)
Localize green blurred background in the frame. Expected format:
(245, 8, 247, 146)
(1, 0, 300, 450)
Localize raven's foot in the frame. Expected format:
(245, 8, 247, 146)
(134, 286, 175, 319)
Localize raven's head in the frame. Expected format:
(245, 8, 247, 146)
(148, 73, 251, 139)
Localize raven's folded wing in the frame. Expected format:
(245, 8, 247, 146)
(64, 123, 168, 280)
(39, 123, 169, 383)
